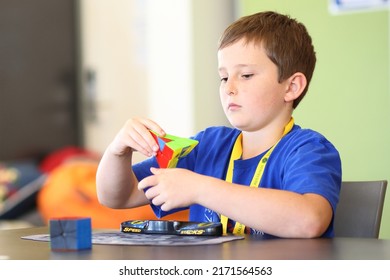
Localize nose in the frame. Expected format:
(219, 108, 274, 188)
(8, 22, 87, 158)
(224, 79, 237, 96)
(227, 91, 235, 96)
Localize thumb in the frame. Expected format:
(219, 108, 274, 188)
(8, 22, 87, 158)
(150, 167, 163, 175)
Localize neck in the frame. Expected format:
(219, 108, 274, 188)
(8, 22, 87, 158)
(241, 117, 293, 160)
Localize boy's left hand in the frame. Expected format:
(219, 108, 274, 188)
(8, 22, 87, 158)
(138, 167, 200, 211)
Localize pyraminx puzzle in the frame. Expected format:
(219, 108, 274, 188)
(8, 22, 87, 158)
(150, 131, 198, 168)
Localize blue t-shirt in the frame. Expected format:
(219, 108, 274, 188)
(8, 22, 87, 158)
(133, 125, 342, 237)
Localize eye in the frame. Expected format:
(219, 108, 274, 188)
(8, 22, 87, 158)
(220, 77, 228, 83)
(242, 74, 254, 79)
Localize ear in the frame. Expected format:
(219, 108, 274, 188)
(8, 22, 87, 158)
(284, 72, 307, 103)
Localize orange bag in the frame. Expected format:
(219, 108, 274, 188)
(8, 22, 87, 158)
(37, 161, 188, 229)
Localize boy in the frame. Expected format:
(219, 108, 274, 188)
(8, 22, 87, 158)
(96, 11, 342, 238)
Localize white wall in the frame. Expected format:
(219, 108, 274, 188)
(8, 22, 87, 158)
(79, 0, 149, 161)
(79, 0, 235, 161)
(144, 0, 194, 136)
(192, 0, 235, 131)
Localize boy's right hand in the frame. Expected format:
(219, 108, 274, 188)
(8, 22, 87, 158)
(108, 117, 166, 158)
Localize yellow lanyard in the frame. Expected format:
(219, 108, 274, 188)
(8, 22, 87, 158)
(221, 118, 294, 234)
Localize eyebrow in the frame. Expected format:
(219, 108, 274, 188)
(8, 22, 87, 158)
(218, 64, 257, 72)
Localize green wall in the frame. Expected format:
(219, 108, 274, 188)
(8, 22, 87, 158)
(240, 0, 390, 238)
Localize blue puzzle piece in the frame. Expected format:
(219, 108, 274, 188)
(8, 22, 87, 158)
(157, 137, 166, 150)
(49, 217, 92, 251)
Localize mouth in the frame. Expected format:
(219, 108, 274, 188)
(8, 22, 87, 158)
(228, 103, 241, 111)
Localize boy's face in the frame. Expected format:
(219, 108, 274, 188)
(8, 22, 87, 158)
(218, 39, 291, 132)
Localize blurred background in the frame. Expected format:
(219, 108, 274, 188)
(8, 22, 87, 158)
(1, 0, 389, 238)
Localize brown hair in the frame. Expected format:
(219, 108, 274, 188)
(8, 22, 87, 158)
(218, 11, 316, 108)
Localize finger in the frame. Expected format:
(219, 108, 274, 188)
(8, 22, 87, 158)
(127, 121, 159, 155)
(150, 167, 163, 175)
(139, 118, 166, 137)
(138, 175, 156, 191)
(144, 186, 159, 201)
(160, 203, 172, 212)
(110, 128, 148, 157)
(117, 122, 156, 157)
(151, 195, 165, 207)
(132, 131, 160, 155)
(151, 194, 174, 212)
(120, 131, 153, 157)
(130, 137, 156, 157)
